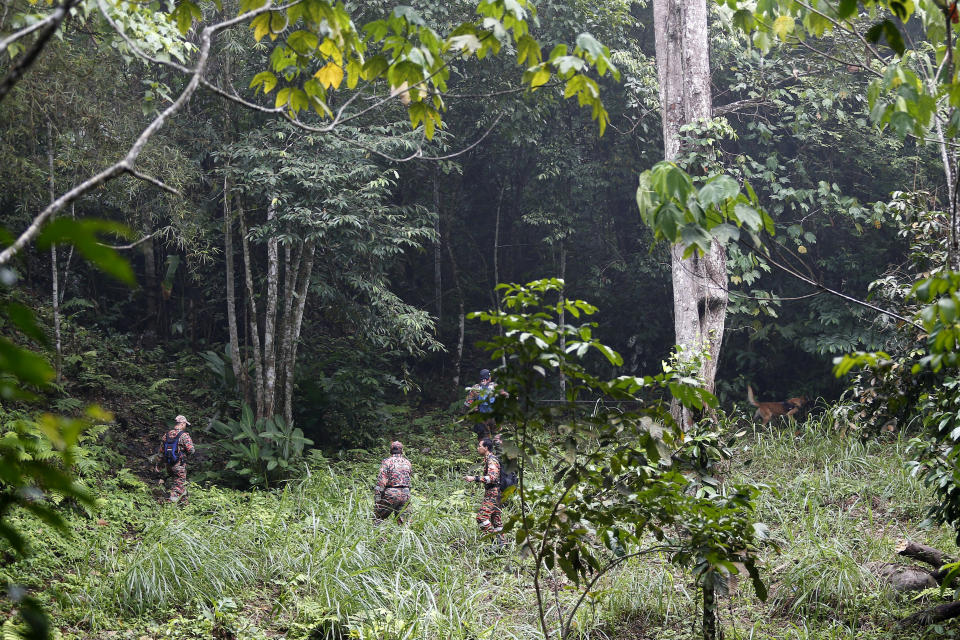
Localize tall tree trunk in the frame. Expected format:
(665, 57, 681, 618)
(47, 119, 61, 384)
(654, 0, 727, 427)
(223, 175, 246, 401)
(559, 241, 566, 398)
(493, 183, 507, 368)
(283, 240, 316, 427)
(434, 167, 442, 323)
(59, 202, 74, 305)
(445, 231, 465, 393)
(239, 202, 265, 415)
(262, 201, 280, 419)
(277, 242, 302, 423)
(142, 223, 157, 326)
(655, 1, 725, 635)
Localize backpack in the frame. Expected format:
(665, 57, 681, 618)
(162, 431, 185, 465)
(499, 469, 518, 493)
(476, 382, 496, 414)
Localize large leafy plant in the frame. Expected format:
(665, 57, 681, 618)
(210, 404, 314, 488)
(470, 279, 770, 640)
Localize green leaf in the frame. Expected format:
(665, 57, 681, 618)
(36, 219, 135, 285)
(6, 303, 50, 347)
(837, 0, 858, 19)
(697, 175, 740, 207)
(772, 15, 795, 40)
(733, 203, 762, 231)
(287, 30, 319, 55)
(249, 71, 278, 94)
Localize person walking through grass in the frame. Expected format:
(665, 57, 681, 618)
(463, 437, 504, 545)
(374, 440, 412, 524)
(463, 368, 508, 449)
(155, 414, 195, 504)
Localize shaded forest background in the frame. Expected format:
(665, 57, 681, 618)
(1, 0, 933, 450)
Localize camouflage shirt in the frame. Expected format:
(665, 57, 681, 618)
(478, 453, 500, 488)
(377, 454, 412, 490)
(159, 426, 195, 465)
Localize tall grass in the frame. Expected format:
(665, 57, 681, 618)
(16, 417, 960, 639)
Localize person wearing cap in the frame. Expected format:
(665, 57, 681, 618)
(374, 440, 412, 524)
(155, 414, 195, 504)
(463, 368, 508, 443)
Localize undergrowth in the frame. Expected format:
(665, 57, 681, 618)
(1, 409, 958, 639)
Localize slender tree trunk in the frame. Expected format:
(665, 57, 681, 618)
(142, 223, 157, 326)
(702, 580, 720, 640)
(445, 232, 465, 392)
(559, 241, 566, 398)
(654, 0, 727, 427)
(283, 240, 316, 426)
(239, 202, 265, 415)
(47, 119, 61, 383)
(223, 175, 246, 401)
(434, 167, 442, 323)
(59, 195, 76, 306)
(262, 201, 280, 419)
(493, 183, 507, 368)
(277, 242, 301, 424)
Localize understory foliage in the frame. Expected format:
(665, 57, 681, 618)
(469, 279, 771, 639)
(209, 404, 313, 487)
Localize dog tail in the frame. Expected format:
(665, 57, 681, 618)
(747, 385, 759, 407)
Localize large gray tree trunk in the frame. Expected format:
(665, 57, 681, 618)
(654, 0, 727, 427)
(654, 3, 725, 637)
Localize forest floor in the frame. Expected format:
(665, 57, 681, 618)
(4, 409, 960, 640)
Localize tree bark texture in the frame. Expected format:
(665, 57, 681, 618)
(283, 240, 316, 427)
(261, 201, 280, 419)
(224, 175, 246, 402)
(433, 167, 442, 323)
(239, 203, 266, 415)
(445, 227, 465, 393)
(47, 119, 61, 383)
(654, 0, 728, 424)
(235, 197, 316, 425)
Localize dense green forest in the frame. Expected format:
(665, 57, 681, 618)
(5, 0, 960, 637)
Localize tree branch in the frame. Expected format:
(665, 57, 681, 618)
(0, 0, 82, 103)
(0, 0, 281, 266)
(97, 230, 158, 250)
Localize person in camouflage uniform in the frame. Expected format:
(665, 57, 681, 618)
(155, 414, 195, 504)
(464, 437, 503, 544)
(463, 368, 507, 450)
(374, 441, 412, 524)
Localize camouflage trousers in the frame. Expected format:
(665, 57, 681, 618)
(164, 463, 187, 502)
(374, 488, 410, 523)
(476, 488, 502, 534)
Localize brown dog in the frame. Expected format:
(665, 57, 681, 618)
(747, 385, 807, 425)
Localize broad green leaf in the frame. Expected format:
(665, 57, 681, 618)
(287, 30, 319, 54)
(249, 71, 278, 94)
(772, 15, 795, 40)
(697, 175, 739, 207)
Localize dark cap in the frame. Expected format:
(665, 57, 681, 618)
(479, 369, 491, 380)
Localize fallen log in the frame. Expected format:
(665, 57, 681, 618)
(900, 600, 960, 627)
(897, 539, 956, 572)
(865, 561, 937, 592)
(887, 540, 960, 628)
